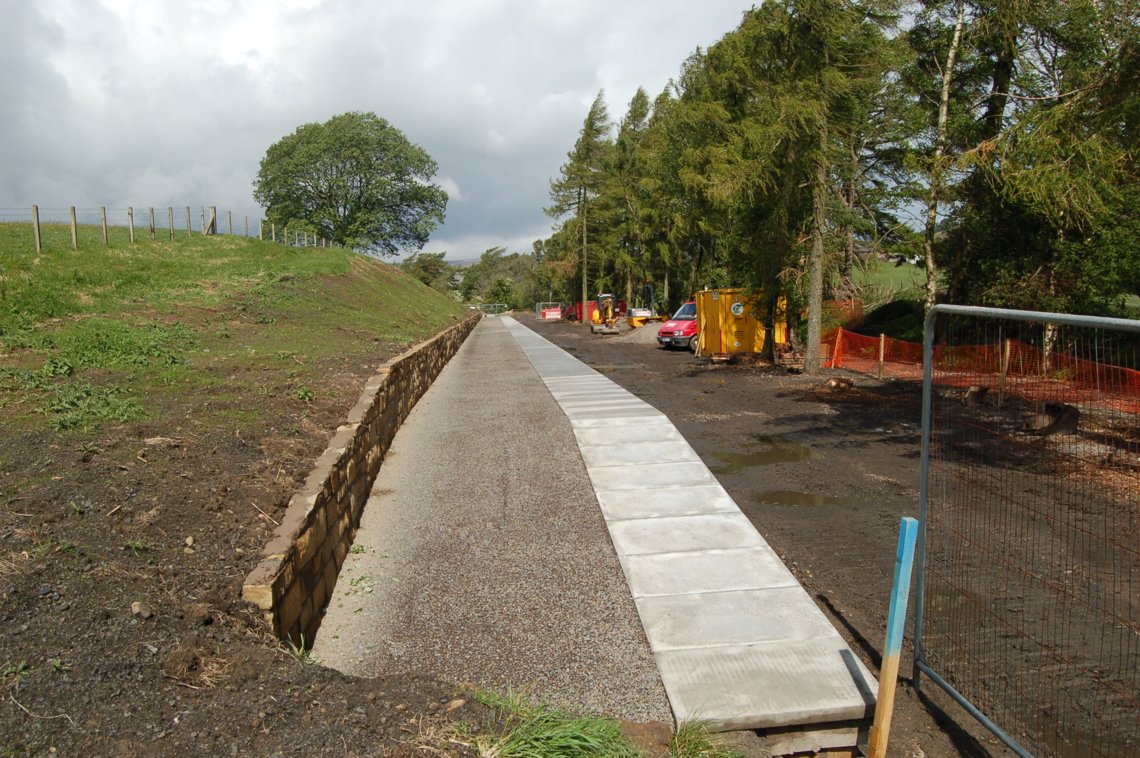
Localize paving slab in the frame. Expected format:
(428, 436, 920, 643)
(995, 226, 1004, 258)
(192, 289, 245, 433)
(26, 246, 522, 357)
(502, 316, 878, 735)
(587, 461, 720, 491)
(655, 641, 877, 730)
(635, 588, 836, 650)
(573, 425, 685, 447)
(594, 485, 741, 520)
(579, 440, 700, 469)
(620, 547, 800, 598)
(607, 512, 766, 555)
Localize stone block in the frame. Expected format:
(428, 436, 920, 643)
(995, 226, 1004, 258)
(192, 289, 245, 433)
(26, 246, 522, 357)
(279, 581, 304, 635)
(293, 520, 325, 567)
(241, 580, 274, 610)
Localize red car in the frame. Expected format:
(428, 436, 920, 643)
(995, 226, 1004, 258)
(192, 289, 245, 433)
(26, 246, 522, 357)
(657, 301, 698, 351)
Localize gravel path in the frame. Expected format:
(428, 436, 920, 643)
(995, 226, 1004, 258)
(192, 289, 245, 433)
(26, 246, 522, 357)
(313, 316, 672, 722)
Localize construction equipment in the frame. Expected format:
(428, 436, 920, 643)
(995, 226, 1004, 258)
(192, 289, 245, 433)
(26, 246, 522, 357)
(589, 293, 621, 335)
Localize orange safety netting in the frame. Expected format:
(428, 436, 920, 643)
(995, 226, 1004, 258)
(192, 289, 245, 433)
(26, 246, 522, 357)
(826, 327, 1140, 413)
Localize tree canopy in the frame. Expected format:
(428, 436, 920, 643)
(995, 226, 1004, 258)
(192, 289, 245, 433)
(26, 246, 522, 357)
(534, 0, 1138, 371)
(253, 111, 447, 255)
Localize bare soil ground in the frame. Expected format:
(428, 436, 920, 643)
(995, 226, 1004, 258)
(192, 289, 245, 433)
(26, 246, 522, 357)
(0, 305, 483, 756)
(2, 303, 1021, 757)
(526, 315, 1017, 758)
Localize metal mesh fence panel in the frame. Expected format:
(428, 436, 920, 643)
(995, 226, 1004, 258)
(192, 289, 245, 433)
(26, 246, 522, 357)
(915, 305, 1140, 757)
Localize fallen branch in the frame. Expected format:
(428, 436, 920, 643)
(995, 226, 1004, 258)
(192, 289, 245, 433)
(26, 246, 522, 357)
(9, 692, 75, 727)
(251, 501, 280, 526)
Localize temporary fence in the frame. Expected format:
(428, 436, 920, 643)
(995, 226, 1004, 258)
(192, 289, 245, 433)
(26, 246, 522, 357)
(828, 326, 1140, 414)
(0, 205, 337, 253)
(915, 305, 1140, 757)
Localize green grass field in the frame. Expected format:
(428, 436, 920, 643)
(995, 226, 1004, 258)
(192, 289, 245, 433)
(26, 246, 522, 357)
(0, 222, 468, 432)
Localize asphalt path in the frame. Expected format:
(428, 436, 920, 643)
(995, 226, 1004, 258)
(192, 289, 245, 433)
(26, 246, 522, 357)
(313, 316, 672, 722)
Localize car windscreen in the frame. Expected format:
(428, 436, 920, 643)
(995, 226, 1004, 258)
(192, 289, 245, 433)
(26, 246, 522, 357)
(673, 302, 696, 319)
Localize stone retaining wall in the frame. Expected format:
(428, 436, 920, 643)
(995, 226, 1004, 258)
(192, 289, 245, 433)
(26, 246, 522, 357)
(242, 313, 480, 645)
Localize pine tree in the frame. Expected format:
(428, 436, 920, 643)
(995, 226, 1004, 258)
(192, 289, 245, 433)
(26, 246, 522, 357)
(547, 92, 613, 315)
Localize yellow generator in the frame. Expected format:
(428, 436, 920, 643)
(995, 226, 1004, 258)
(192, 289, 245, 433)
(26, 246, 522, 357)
(695, 289, 787, 356)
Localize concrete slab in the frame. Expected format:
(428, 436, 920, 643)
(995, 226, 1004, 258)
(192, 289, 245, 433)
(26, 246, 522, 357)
(573, 425, 685, 447)
(564, 405, 666, 421)
(586, 461, 719, 491)
(579, 441, 700, 469)
(655, 641, 877, 730)
(607, 512, 766, 555)
(620, 548, 800, 598)
(569, 412, 671, 429)
(594, 485, 740, 520)
(560, 400, 651, 415)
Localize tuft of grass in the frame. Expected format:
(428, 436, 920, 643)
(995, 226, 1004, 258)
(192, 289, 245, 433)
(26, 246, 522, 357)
(670, 721, 747, 758)
(283, 635, 316, 665)
(471, 689, 641, 758)
(123, 539, 155, 557)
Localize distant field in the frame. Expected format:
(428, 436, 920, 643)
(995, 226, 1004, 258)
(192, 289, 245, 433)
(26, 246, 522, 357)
(847, 257, 926, 305)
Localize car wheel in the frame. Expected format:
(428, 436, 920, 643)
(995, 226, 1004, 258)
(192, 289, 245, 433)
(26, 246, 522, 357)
(688, 335, 698, 352)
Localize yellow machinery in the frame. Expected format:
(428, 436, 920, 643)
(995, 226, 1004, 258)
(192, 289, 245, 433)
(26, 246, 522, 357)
(695, 289, 787, 356)
(589, 293, 621, 335)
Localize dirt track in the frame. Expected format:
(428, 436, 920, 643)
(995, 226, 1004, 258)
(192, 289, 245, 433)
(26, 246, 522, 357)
(525, 314, 1014, 758)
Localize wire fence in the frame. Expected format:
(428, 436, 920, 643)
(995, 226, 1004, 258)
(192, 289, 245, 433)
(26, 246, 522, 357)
(0, 205, 336, 252)
(914, 306, 1140, 757)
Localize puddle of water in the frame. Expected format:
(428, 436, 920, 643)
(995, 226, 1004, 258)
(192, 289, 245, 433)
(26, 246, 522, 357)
(751, 490, 859, 507)
(709, 435, 812, 474)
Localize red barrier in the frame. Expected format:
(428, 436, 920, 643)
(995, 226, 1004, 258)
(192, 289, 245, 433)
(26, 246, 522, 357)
(827, 328, 1140, 413)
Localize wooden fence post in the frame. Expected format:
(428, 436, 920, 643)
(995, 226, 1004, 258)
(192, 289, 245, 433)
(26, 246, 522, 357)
(167, 207, 174, 240)
(227, 210, 232, 235)
(185, 207, 192, 236)
(258, 219, 263, 240)
(101, 207, 109, 246)
(32, 205, 42, 253)
(207, 206, 217, 235)
(69, 206, 78, 250)
(148, 207, 156, 240)
(128, 207, 135, 244)
(244, 215, 248, 238)
(878, 333, 886, 380)
(200, 207, 206, 234)
(868, 517, 919, 758)
(271, 223, 275, 243)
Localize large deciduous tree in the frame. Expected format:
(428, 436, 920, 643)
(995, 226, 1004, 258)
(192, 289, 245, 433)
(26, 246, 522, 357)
(253, 111, 447, 255)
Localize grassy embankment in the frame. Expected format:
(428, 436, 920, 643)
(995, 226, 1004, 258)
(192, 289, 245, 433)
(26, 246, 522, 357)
(0, 222, 468, 435)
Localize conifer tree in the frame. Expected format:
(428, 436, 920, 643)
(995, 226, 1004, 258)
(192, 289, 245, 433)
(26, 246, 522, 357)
(547, 92, 613, 315)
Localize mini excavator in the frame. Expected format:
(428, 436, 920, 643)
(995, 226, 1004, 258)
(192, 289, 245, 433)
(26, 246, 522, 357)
(588, 293, 621, 335)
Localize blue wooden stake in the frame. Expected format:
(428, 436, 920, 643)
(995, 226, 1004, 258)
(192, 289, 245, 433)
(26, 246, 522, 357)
(868, 516, 919, 758)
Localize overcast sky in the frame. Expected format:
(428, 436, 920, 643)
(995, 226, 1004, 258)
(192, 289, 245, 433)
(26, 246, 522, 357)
(1, 0, 756, 260)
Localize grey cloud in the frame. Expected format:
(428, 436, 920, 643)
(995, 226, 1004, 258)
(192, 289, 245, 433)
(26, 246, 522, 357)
(3, 0, 753, 258)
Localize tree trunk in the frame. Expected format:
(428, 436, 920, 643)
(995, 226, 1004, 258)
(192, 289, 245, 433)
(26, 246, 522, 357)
(580, 189, 588, 322)
(923, 0, 965, 313)
(839, 141, 858, 300)
(947, 12, 1018, 304)
(804, 120, 829, 375)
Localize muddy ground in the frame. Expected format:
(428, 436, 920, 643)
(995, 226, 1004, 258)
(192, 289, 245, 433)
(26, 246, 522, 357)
(525, 314, 1015, 758)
